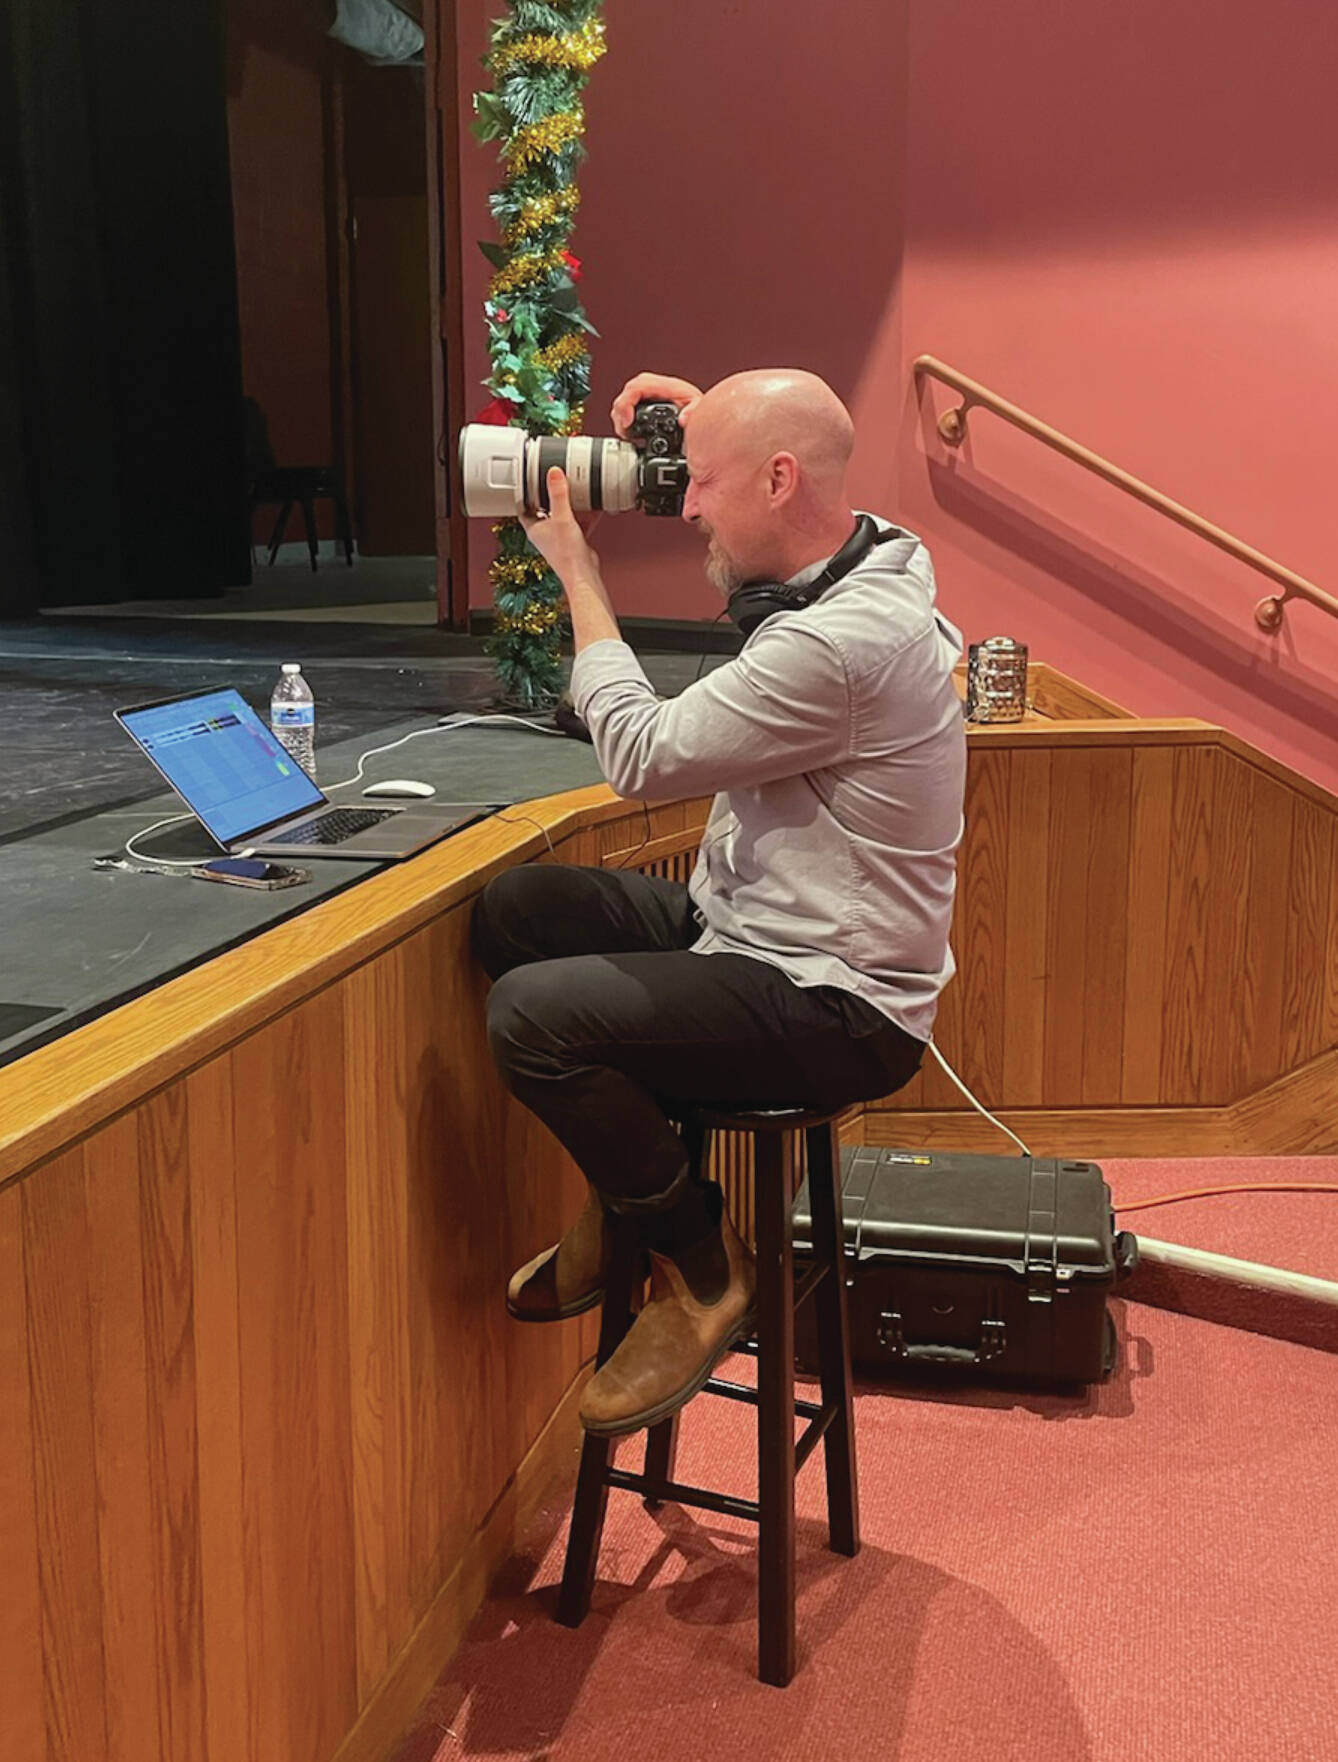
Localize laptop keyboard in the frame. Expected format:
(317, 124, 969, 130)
(282, 807, 398, 846)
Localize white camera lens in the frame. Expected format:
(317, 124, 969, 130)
(458, 425, 641, 517)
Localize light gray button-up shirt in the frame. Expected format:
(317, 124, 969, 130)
(570, 517, 967, 1042)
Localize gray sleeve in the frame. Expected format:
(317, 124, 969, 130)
(569, 626, 852, 799)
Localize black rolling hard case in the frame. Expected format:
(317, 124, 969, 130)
(792, 1146, 1140, 1386)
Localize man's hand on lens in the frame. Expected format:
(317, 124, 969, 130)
(610, 372, 704, 438)
(519, 467, 602, 587)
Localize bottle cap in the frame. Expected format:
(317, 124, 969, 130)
(281, 662, 302, 674)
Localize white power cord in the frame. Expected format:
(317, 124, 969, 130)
(926, 1039, 1032, 1157)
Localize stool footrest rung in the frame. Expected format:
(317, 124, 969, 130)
(703, 1374, 822, 1423)
(792, 1259, 828, 1312)
(794, 1400, 839, 1472)
(605, 1467, 760, 1524)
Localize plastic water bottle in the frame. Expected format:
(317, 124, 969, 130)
(270, 663, 316, 779)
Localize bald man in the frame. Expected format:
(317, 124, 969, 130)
(471, 368, 966, 1438)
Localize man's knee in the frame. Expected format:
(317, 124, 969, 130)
(484, 963, 571, 1081)
(472, 869, 539, 979)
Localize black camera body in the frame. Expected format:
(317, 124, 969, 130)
(629, 399, 689, 516)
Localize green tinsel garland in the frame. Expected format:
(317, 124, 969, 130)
(472, 0, 606, 708)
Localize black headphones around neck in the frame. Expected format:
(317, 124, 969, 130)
(725, 515, 904, 636)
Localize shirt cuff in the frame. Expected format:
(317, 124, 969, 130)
(570, 639, 653, 720)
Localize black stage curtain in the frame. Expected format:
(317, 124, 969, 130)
(0, 0, 250, 614)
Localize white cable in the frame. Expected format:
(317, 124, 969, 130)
(122, 813, 203, 867)
(926, 1040, 1032, 1157)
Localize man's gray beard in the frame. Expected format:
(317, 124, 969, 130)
(704, 536, 743, 599)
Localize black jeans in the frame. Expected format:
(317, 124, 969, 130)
(471, 865, 926, 1214)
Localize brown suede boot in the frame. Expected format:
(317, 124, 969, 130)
(578, 1204, 756, 1435)
(507, 1187, 613, 1322)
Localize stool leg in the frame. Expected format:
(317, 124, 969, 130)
(642, 1414, 680, 1505)
(557, 1214, 641, 1627)
(806, 1123, 859, 1556)
(755, 1132, 797, 1687)
(300, 496, 319, 571)
(267, 499, 292, 564)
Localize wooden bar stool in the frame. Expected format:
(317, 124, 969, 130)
(556, 1104, 860, 1687)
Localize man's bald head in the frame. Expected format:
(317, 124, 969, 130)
(678, 369, 858, 593)
(684, 369, 854, 490)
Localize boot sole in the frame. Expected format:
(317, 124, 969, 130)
(506, 1287, 605, 1324)
(579, 1304, 757, 1438)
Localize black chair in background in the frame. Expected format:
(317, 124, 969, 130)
(244, 397, 354, 572)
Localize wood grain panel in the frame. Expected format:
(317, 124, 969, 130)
(231, 991, 358, 1762)
(0, 1185, 43, 1762)
(1002, 748, 1051, 1104)
(22, 1148, 108, 1762)
(185, 1059, 251, 1762)
(1209, 751, 1257, 1104)
(343, 952, 412, 1700)
(1042, 749, 1101, 1105)
(83, 1114, 157, 1762)
(1079, 749, 1133, 1103)
(956, 747, 1010, 1103)
(1120, 746, 1174, 1104)
(138, 1089, 208, 1762)
(1241, 768, 1294, 1096)
(1282, 796, 1335, 1072)
(1159, 747, 1216, 1100)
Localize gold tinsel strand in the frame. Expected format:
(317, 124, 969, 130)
(502, 186, 580, 247)
(555, 402, 586, 435)
(488, 242, 569, 300)
(489, 17, 606, 78)
(533, 333, 587, 372)
(494, 603, 565, 635)
(504, 107, 584, 173)
(489, 554, 550, 588)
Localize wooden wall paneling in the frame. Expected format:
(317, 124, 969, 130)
(1159, 746, 1217, 1102)
(1001, 746, 1052, 1104)
(1281, 792, 1336, 1073)
(1120, 747, 1174, 1104)
(1239, 768, 1294, 1096)
(0, 1184, 44, 1762)
(1079, 749, 1133, 1103)
(1211, 751, 1262, 1104)
(21, 1147, 108, 1762)
(139, 1090, 209, 1762)
(1325, 838, 1338, 1056)
(1042, 749, 1100, 1106)
(955, 747, 1010, 1103)
(230, 990, 358, 1762)
(185, 1058, 252, 1762)
(85, 1101, 209, 1762)
(342, 950, 413, 1702)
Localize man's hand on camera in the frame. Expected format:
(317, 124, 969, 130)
(519, 467, 620, 651)
(610, 372, 704, 438)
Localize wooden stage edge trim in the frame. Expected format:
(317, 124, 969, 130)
(331, 1364, 589, 1762)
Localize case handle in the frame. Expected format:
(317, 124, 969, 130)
(876, 1310, 1007, 1367)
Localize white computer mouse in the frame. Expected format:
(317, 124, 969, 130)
(363, 778, 437, 800)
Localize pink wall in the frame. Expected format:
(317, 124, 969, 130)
(457, 0, 1338, 793)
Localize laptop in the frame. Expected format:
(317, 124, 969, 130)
(116, 686, 488, 860)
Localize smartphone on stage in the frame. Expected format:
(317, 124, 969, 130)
(191, 856, 309, 890)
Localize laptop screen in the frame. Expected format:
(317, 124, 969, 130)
(118, 687, 325, 845)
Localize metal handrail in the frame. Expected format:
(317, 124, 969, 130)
(914, 354, 1336, 633)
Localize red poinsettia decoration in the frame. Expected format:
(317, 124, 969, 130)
(561, 250, 583, 282)
(472, 395, 517, 426)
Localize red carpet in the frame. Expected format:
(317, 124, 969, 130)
(392, 1286, 1338, 1760)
